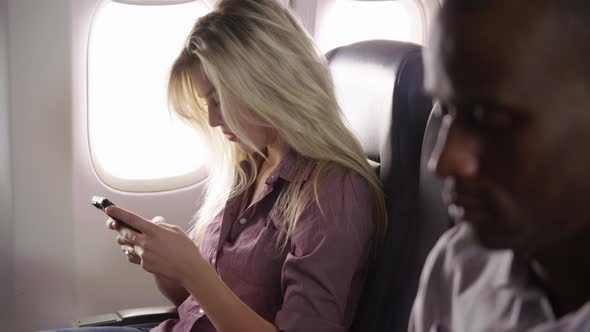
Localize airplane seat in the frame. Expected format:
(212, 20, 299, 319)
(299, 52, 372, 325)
(73, 40, 449, 330)
(325, 40, 447, 332)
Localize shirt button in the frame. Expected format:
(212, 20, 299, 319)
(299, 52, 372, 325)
(199, 308, 204, 314)
(239, 218, 248, 225)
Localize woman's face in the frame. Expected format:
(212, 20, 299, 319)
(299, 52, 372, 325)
(189, 64, 275, 153)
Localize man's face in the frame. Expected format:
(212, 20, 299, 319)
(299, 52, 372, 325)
(425, 2, 590, 255)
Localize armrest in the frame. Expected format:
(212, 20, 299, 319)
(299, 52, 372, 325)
(72, 306, 179, 328)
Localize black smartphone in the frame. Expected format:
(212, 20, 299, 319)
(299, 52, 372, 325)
(91, 196, 143, 234)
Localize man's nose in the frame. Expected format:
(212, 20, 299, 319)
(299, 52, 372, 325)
(428, 114, 480, 178)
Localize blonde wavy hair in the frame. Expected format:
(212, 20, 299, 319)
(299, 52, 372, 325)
(168, 0, 387, 248)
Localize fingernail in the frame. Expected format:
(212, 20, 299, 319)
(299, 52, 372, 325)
(111, 221, 116, 228)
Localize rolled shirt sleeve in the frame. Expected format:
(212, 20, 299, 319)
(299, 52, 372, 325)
(275, 167, 376, 332)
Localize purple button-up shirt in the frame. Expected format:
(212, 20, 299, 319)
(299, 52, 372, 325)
(152, 150, 376, 332)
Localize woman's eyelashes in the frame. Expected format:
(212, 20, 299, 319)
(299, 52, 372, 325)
(204, 96, 219, 110)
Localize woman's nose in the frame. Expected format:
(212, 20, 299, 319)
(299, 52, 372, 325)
(207, 107, 223, 128)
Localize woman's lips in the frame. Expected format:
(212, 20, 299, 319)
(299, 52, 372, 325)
(223, 132, 237, 141)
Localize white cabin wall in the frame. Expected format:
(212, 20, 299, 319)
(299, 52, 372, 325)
(0, 0, 14, 331)
(70, 0, 206, 328)
(313, 0, 333, 37)
(290, 0, 317, 37)
(8, 0, 208, 330)
(8, 0, 77, 330)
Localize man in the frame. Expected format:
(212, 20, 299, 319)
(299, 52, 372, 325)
(410, 0, 590, 331)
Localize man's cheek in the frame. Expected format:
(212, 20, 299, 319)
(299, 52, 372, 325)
(487, 183, 526, 229)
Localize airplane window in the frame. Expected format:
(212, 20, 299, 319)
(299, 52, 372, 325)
(88, 1, 209, 192)
(315, 0, 424, 53)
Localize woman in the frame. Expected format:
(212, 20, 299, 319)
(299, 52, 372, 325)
(49, 0, 386, 331)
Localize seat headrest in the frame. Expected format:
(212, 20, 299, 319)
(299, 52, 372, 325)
(326, 40, 431, 178)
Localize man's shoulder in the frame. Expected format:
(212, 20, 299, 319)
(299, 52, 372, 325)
(419, 223, 514, 287)
(410, 223, 554, 332)
(411, 223, 507, 323)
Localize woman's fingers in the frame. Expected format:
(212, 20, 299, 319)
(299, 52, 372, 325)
(121, 245, 141, 264)
(116, 234, 133, 246)
(121, 245, 132, 253)
(128, 254, 141, 264)
(134, 245, 145, 258)
(151, 216, 166, 225)
(105, 206, 156, 235)
(157, 222, 177, 231)
(106, 212, 154, 266)
(118, 227, 146, 247)
(106, 218, 119, 230)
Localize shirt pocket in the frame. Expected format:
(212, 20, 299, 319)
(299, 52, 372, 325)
(220, 217, 287, 287)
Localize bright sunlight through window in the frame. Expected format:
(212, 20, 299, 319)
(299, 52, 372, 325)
(89, 1, 209, 192)
(315, 0, 424, 53)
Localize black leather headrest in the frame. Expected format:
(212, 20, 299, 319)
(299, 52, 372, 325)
(326, 40, 431, 179)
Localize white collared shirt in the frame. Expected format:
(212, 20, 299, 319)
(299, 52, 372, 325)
(409, 223, 590, 332)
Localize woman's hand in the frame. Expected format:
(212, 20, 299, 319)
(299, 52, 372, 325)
(106, 216, 151, 265)
(104, 209, 277, 332)
(105, 206, 207, 287)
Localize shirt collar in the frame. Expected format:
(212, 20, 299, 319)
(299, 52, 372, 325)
(242, 148, 316, 185)
(265, 148, 316, 185)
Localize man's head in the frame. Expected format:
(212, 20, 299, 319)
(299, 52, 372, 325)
(426, 0, 590, 255)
